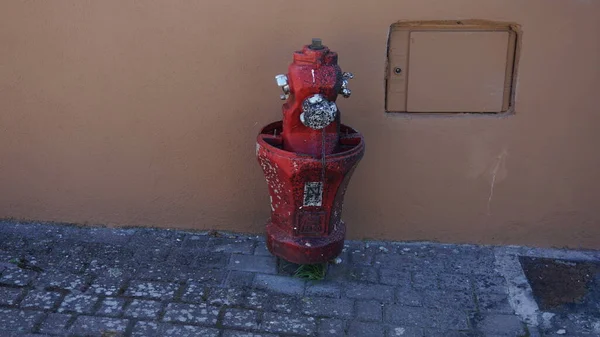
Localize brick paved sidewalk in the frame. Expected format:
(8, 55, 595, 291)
(0, 221, 599, 336)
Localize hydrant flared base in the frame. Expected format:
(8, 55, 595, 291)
(266, 221, 346, 265)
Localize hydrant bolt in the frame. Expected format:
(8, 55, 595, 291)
(340, 72, 353, 98)
(275, 74, 290, 100)
(275, 74, 288, 87)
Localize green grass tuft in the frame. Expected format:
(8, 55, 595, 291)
(293, 263, 327, 281)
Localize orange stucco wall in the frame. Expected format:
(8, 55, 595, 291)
(1, 1, 599, 248)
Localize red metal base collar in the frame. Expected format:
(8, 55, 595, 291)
(266, 221, 346, 265)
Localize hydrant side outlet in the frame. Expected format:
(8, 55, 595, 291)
(256, 39, 365, 265)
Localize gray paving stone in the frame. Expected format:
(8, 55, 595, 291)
(476, 292, 514, 314)
(55, 254, 88, 274)
(343, 241, 366, 253)
(58, 293, 99, 314)
(0, 268, 38, 286)
(222, 331, 277, 337)
(446, 253, 496, 275)
(306, 281, 341, 298)
(209, 237, 255, 254)
(20, 290, 62, 310)
(22, 239, 54, 256)
(527, 329, 543, 337)
(365, 242, 397, 256)
(81, 227, 134, 245)
(349, 248, 374, 265)
(411, 256, 448, 272)
(223, 308, 260, 330)
(430, 244, 479, 257)
(34, 271, 88, 291)
(424, 330, 477, 337)
(0, 249, 10, 261)
(58, 226, 87, 240)
(124, 299, 162, 319)
(538, 312, 600, 336)
(302, 297, 354, 319)
(88, 275, 126, 296)
(177, 267, 228, 284)
(348, 321, 385, 337)
(2, 332, 52, 337)
(87, 263, 138, 280)
(10, 222, 62, 237)
(346, 283, 394, 302)
(136, 263, 175, 281)
(132, 321, 220, 337)
(395, 288, 424, 307)
(262, 312, 317, 335)
(356, 300, 383, 322)
(0, 309, 42, 333)
(0, 287, 23, 306)
(194, 251, 231, 269)
(374, 253, 421, 271)
(412, 271, 440, 290)
(241, 291, 300, 313)
(124, 280, 179, 300)
(347, 266, 381, 283)
(326, 264, 379, 283)
(181, 234, 212, 249)
(23, 254, 61, 272)
(96, 297, 126, 317)
(384, 305, 469, 330)
(253, 244, 272, 256)
(84, 245, 135, 272)
(380, 269, 411, 287)
(474, 314, 526, 336)
(70, 316, 129, 336)
(133, 246, 171, 264)
(0, 234, 26, 251)
(318, 318, 346, 337)
(325, 259, 351, 279)
(130, 229, 186, 249)
(38, 313, 72, 335)
(131, 321, 160, 337)
(166, 248, 198, 266)
(17, 262, 47, 277)
(89, 264, 138, 282)
(226, 270, 255, 288)
(181, 281, 207, 303)
(162, 302, 219, 326)
(421, 290, 476, 310)
(270, 295, 302, 314)
(28, 251, 56, 268)
(207, 287, 245, 307)
(52, 241, 81, 255)
(473, 274, 508, 295)
(253, 274, 305, 296)
(243, 291, 271, 311)
(387, 326, 424, 337)
(437, 273, 473, 291)
(71, 241, 129, 263)
(229, 254, 277, 274)
(566, 313, 600, 335)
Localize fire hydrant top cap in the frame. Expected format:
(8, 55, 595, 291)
(309, 38, 324, 50)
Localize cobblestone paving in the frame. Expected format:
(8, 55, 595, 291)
(0, 221, 599, 336)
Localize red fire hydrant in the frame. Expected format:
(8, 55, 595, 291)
(256, 38, 365, 265)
